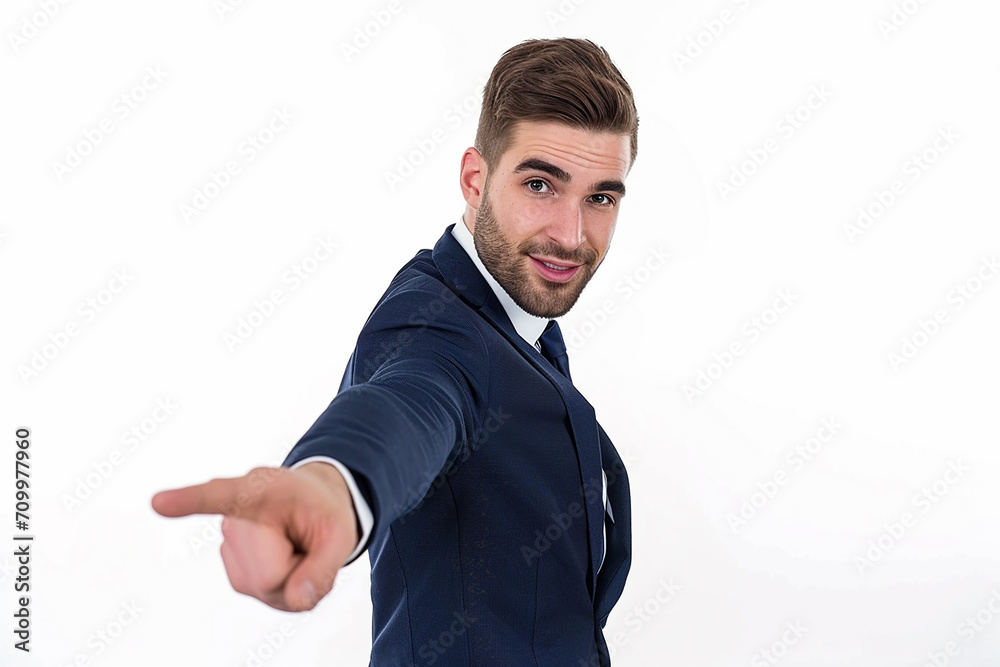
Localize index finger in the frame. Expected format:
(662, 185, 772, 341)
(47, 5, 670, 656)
(151, 468, 278, 518)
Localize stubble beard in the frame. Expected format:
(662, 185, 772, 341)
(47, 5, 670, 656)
(472, 180, 600, 319)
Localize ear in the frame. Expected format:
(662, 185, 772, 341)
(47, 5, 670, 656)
(459, 147, 488, 211)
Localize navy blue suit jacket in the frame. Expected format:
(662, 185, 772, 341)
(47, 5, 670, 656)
(282, 223, 632, 666)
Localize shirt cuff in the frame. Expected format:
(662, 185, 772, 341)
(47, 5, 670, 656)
(603, 468, 613, 523)
(288, 455, 375, 566)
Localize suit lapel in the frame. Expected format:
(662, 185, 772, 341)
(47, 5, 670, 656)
(594, 422, 631, 623)
(432, 223, 609, 600)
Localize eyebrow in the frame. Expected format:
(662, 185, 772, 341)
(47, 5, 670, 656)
(513, 157, 626, 197)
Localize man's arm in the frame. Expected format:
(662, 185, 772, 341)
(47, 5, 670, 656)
(282, 287, 490, 549)
(152, 289, 488, 612)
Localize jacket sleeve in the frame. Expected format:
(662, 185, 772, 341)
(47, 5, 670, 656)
(281, 287, 490, 557)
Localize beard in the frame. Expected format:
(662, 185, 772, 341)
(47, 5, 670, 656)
(472, 178, 602, 319)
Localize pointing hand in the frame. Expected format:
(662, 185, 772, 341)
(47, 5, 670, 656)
(151, 464, 360, 611)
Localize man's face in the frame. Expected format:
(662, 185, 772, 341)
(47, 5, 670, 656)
(466, 120, 630, 319)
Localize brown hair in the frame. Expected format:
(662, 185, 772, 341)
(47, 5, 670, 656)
(474, 38, 639, 174)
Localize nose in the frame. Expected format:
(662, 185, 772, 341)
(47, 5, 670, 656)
(545, 199, 586, 256)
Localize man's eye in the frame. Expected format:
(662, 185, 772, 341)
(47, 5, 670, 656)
(526, 179, 550, 193)
(590, 194, 615, 207)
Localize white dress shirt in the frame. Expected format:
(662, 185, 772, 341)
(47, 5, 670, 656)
(291, 217, 610, 569)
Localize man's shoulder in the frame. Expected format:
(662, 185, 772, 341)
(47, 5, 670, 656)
(385, 249, 447, 298)
(348, 245, 489, 360)
(366, 248, 449, 306)
(351, 247, 491, 385)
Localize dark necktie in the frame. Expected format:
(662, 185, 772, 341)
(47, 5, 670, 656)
(539, 319, 608, 570)
(538, 319, 572, 382)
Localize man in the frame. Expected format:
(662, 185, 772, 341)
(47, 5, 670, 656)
(152, 37, 639, 666)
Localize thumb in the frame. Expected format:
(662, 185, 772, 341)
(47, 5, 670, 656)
(282, 519, 354, 610)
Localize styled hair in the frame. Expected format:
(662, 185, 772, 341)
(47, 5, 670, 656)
(474, 38, 639, 173)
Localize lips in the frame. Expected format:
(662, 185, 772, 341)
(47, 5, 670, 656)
(530, 255, 580, 269)
(529, 256, 581, 283)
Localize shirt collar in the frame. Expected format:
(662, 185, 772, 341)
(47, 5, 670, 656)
(451, 216, 551, 349)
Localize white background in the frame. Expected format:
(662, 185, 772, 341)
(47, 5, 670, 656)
(1, 0, 998, 665)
